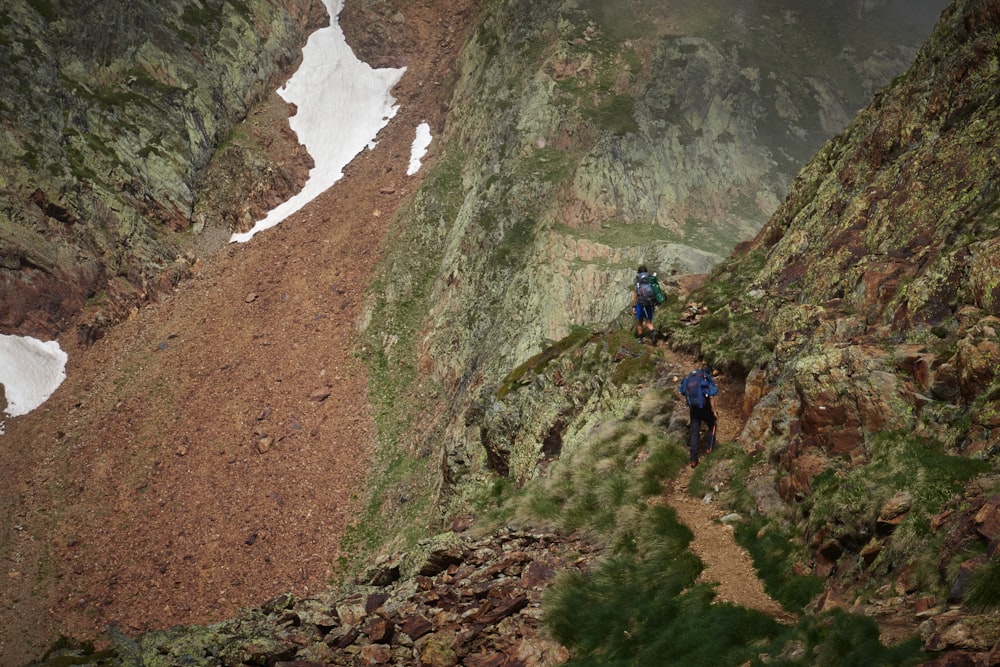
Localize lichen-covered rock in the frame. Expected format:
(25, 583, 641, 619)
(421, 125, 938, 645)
(366, 0, 943, 505)
(955, 317, 1000, 403)
(656, 3, 1000, 661)
(0, 0, 323, 338)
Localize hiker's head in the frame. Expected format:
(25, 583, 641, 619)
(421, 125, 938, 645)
(637, 264, 647, 274)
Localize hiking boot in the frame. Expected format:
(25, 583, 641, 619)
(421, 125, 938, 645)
(637, 336, 646, 345)
(650, 330, 659, 345)
(690, 460, 698, 468)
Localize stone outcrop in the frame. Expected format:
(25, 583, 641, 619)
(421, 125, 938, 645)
(0, 0, 323, 340)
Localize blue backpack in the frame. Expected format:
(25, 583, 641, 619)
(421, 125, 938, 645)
(681, 370, 716, 409)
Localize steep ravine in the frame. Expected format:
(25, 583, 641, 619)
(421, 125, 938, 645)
(0, 1, 475, 663)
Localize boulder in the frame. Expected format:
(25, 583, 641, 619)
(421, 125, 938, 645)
(921, 614, 1000, 652)
(974, 496, 1000, 543)
(955, 321, 1000, 403)
(876, 490, 914, 535)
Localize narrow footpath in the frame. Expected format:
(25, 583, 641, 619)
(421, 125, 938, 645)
(668, 463, 796, 623)
(654, 341, 797, 624)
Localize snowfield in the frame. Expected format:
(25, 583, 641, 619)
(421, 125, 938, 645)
(230, 0, 407, 243)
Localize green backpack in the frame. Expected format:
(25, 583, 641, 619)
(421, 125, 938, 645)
(636, 271, 666, 305)
(649, 273, 666, 304)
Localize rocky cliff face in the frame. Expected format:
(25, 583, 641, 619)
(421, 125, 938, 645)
(365, 0, 948, 514)
(674, 0, 999, 490)
(0, 0, 323, 340)
(663, 0, 1000, 656)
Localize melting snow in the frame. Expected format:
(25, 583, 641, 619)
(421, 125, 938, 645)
(408, 122, 432, 176)
(0, 334, 67, 431)
(230, 0, 406, 243)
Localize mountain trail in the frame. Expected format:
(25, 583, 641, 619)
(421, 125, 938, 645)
(666, 461, 797, 624)
(651, 332, 798, 624)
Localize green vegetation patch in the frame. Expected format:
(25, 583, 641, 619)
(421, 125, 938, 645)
(518, 428, 683, 538)
(581, 93, 639, 136)
(26, 0, 57, 22)
(965, 557, 1000, 611)
(518, 146, 578, 183)
(661, 247, 777, 372)
(349, 146, 469, 573)
(497, 325, 593, 399)
(736, 517, 826, 612)
(804, 432, 991, 590)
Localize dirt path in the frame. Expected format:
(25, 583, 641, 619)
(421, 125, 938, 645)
(667, 464, 796, 623)
(654, 338, 797, 624)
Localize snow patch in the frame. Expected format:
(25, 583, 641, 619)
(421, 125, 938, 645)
(407, 122, 432, 175)
(231, 0, 406, 243)
(0, 334, 68, 432)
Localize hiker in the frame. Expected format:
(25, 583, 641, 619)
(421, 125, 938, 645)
(679, 365, 718, 468)
(633, 264, 659, 344)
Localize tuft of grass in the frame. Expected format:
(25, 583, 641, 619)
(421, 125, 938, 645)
(636, 440, 685, 496)
(544, 503, 782, 666)
(516, 425, 680, 534)
(735, 518, 825, 613)
(787, 609, 925, 667)
(964, 557, 1000, 611)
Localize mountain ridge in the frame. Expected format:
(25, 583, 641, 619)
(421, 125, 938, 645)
(4, 0, 997, 665)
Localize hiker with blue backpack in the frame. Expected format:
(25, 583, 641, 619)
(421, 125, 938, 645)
(633, 265, 664, 344)
(679, 365, 718, 468)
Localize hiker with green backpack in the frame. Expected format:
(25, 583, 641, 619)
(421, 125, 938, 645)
(633, 264, 665, 344)
(679, 365, 718, 468)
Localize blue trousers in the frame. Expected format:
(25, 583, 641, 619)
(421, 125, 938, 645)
(688, 406, 717, 463)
